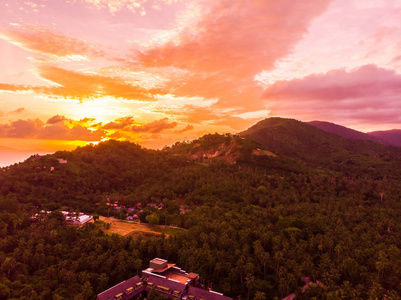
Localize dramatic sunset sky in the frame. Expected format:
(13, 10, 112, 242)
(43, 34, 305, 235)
(1, 0, 401, 166)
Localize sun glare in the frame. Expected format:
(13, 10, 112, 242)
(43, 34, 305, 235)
(66, 97, 131, 123)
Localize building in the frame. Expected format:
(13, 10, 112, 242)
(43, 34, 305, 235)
(97, 276, 144, 300)
(62, 211, 93, 226)
(97, 258, 232, 300)
(57, 158, 68, 164)
(29, 211, 93, 226)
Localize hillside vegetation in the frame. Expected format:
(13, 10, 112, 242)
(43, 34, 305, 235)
(1, 118, 401, 299)
(241, 117, 401, 178)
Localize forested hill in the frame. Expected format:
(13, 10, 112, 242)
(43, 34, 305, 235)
(308, 120, 401, 148)
(307, 120, 380, 143)
(240, 117, 401, 178)
(2, 119, 401, 299)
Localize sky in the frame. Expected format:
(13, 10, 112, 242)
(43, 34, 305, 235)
(1, 0, 401, 166)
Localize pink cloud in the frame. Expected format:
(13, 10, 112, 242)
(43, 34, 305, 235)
(263, 65, 401, 101)
(263, 64, 401, 125)
(0, 119, 44, 138)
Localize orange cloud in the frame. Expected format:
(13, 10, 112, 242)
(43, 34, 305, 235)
(0, 117, 104, 141)
(139, 0, 333, 77)
(171, 73, 264, 110)
(46, 115, 67, 124)
(175, 124, 194, 133)
(130, 118, 177, 133)
(0, 66, 160, 102)
(133, 0, 333, 113)
(103, 116, 135, 129)
(153, 104, 258, 131)
(0, 25, 102, 61)
(154, 105, 218, 124)
(12, 108, 25, 114)
(36, 65, 159, 101)
(38, 123, 104, 141)
(0, 83, 32, 93)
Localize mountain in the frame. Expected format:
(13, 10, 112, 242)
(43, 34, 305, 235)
(308, 120, 380, 143)
(240, 117, 401, 177)
(308, 120, 401, 148)
(368, 129, 401, 147)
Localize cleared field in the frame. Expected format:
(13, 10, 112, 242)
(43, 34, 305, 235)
(99, 216, 185, 238)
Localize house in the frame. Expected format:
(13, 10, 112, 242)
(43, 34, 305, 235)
(57, 158, 68, 164)
(61, 211, 93, 226)
(29, 210, 49, 222)
(97, 258, 233, 300)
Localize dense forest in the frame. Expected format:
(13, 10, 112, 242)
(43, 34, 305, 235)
(1, 118, 401, 299)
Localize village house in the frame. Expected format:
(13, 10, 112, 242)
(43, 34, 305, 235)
(57, 158, 68, 164)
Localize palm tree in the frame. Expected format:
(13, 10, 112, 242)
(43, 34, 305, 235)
(99, 273, 108, 290)
(245, 274, 254, 300)
(254, 291, 266, 300)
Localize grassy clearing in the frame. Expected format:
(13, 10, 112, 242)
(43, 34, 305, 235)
(98, 216, 185, 238)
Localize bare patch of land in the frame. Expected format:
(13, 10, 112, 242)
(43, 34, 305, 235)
(99, 216, 185, 238)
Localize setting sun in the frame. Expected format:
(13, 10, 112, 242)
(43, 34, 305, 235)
(65, 97, 131, 123)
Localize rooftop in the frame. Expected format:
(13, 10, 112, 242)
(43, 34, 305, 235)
(97, 259, 232, 300)
(97, 275, 143, 300)
(151, 258, 167, 265)
(166, 272, 190, 284)
(187, 286, 233, 300)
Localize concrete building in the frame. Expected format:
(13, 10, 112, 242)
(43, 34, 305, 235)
(97, 258, 232, 300)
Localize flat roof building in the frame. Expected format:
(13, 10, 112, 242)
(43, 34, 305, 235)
(97, 275, 143, 300)
(97, 258, 232, 300)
